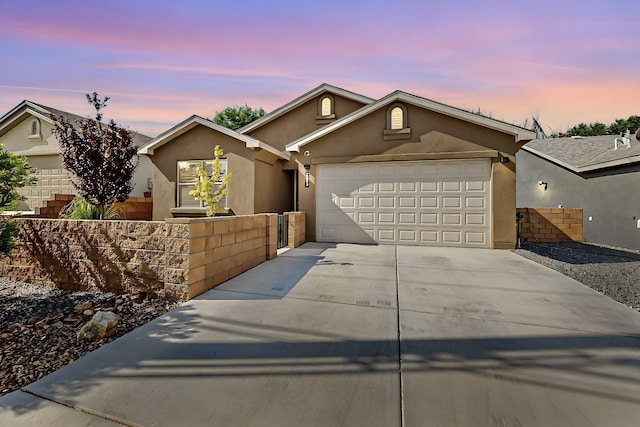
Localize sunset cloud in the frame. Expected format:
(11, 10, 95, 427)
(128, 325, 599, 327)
(1, 0, 638, 137)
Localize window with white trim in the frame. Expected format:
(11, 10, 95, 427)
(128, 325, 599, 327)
(177, 159, 227, 208)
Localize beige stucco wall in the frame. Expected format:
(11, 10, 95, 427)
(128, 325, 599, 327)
(246, 93, 367, 151)
(288, 103, 523, 247)
(254, 159, 293, 214)
(149, 124, 290, 220)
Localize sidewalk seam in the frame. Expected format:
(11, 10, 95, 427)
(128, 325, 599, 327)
(395, 245, 404, 427)
(21, 389, 140, 426)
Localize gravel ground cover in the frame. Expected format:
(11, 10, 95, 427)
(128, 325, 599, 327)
(1, 241, 639, 398)
(0, 278, 181, 397)
(513, 241, 640, 312)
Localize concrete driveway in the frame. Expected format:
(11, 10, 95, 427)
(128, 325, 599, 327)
(2, 243, 640, 426)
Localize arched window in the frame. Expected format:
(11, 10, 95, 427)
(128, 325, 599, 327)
(390, 107, 403, 130)
(316, 94, 336, 123)
(383, 103, 411, 140)
(30, 119, 40, 136)
(321, 97, 332, 116)
(28, 118, 42, 141)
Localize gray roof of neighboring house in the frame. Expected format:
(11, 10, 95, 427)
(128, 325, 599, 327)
(0, 100, 152, 146)
(521, 133, 640, 172)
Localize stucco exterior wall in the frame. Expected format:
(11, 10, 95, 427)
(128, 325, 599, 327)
(516, 149, 640, 250)
(290, 104, 521, 246)
(254, 159, 293, 214)
(148, 125, 290, 220)
(150, 126, 257, 219)
(245, 94, 367, 151)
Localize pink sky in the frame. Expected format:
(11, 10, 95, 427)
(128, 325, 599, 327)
(1, 0, 638, 137)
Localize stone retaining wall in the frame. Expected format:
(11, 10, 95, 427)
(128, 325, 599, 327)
(0, 212, 306, 300)
(517, 207, 583, 242)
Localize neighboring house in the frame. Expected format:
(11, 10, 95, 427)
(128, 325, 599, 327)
(0, 100, 153, 211)
(143, 83, 536, 248)
(517, 132, 640, 250)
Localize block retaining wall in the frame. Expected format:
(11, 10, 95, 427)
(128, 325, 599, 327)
(517, 207, 582, 243)
(0, 212, 306, 300)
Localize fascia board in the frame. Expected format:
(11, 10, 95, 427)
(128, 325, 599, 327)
(239, 84, 374, 134)
(138, 116, 200, 155)
(0, 102, 55, 136)
(523, 144, 640, 173)
(396, 92, 536, 141)
(138, 115, 290, 160)
(578, 155, 640, 171)
(286, 91, 536, 152)
(521, 145, 580, 172)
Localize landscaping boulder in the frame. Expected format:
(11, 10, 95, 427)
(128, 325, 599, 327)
(77, 311, 119, 340)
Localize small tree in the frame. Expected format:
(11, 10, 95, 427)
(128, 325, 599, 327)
(188, 145, 232, 217)
(0, 143, 37, 210)
(0, 143, 37, 254)
(213, 105, 265, 130)
(50, 93, 139, 219)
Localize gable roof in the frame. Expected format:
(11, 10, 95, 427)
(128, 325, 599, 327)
(285, 90, 537, 152)
(522, 133, 640, 173)
(238, 83, 374, 134)
(0, 100, 152, 144)
(0, 100, 83, 137)
(138, 115, 290, 160)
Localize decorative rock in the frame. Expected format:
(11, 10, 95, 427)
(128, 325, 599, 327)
(35, 318, 49, 328)
(77, 311, 119, 340)
(83, 309, 94, 317)
(74, 301, 93, 313)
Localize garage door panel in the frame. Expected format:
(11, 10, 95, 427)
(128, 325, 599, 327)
(379, 197, 396, 208)
(379, 182, 395, 192)
(466, 180, 486, 191)
(442, 197, 461, 208)
(420, 197, 438, 208)
(399, 182, 416, 192)
(378, 229, 396, 241)
(399, 197, 417, 208)
(466, 231, 486, 244)
(466, 213, 486, 226)
(466, 197, 485, 208)
(420, 213, 438, 225)
(398, 213, 417, 225)
(420, 230, 439, 243)
(316, 161, 490, 247)
(420, 182, 438, 192)
(358, 197, 375, 208)
(442, 181, 461, 192)
(398, 230, 418, 243)
(442, 213, 461, 225)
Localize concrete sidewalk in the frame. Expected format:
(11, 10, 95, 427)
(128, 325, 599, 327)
(2, 243, 640, 426)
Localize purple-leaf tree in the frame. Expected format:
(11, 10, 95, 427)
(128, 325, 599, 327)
(51, 93, 139, 219)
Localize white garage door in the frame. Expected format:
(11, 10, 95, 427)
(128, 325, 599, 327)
(316, 160, 491, 247)
(18, 167, 75, 210)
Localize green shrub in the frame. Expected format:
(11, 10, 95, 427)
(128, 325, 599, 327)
(60, 196, 122, 220)
(0, 217, 17, 255)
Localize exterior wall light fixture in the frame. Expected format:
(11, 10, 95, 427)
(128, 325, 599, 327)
(537, 180, 547, 190)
